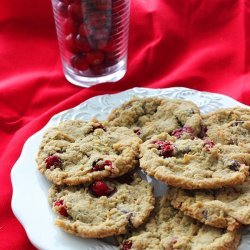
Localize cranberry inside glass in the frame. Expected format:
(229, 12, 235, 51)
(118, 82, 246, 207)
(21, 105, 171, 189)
(52, 0, 130, 87)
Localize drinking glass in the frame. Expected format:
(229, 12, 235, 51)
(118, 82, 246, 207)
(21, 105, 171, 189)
(51, 0, 130, 87)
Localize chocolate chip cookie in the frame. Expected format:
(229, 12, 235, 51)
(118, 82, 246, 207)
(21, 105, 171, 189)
(48, 173, 155, 238)
(119, 195, 241, 250)
(169, 176, 250, 231)
(202, 107, 250, 145)
(106, 97, 202, 141)
(37, 120, 142, 185)
(140, 133, 249, 189)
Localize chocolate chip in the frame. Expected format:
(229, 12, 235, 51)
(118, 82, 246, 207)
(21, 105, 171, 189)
(231, 121, 244, 126)
(202, 210, 208, 220)
(198, 125, 208, 139)
(116, 173, 134, 184)
(229, 160, 241, 171)
(90, 124, 107, 133)
(133, 127, 142, 136)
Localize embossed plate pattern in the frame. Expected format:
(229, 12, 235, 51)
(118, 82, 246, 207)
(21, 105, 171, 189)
(11, 87, 250, 250)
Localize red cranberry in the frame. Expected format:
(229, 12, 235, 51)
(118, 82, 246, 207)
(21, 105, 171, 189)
(203, 139, 215, 150)
(89, 180, 115, 197)
(59, 0, 73, 4)
(72, 0, 82, 4)
(63, 18, 79, 35)
(70, 54, 89, 71)
(65, 33, 78, 53)
(96, 40, 108, 50)
(45, 155, 62, 169)
(86, 51, 104, 66)
(155, 141, 174, 158)
(122, 240, 132, 250)
(68, 3, 83, 21)
(92, 160, 112, 171)
(87, 13, 108, 29)
(90, 65, 106, 75)
(102, 38, 118, 52)
(172, 126, 194, 139)
(79, 23, 87, 37)
(93, 0, 112, 11)
(57, 2, 68, 18)
(104, 51, 120, 66)
(75, 34, 92, 52)
(54, 200, 68, 217)
(94, 28, 110, 40)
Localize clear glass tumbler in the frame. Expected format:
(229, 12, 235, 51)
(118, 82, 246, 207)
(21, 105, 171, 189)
(51, 0, 130, 87)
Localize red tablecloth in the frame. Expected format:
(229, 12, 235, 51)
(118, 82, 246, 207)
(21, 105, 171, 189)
(1, 0, 250, 249)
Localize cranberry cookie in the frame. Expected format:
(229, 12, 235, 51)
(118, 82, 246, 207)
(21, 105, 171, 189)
(37, 120, 142, 185)
(119, 195, 241, 250)
(106, 97, 202, 141)
(202, 107, 250, 145)
(48, 173, 154, 238)
(140, 133, 249, 189)
(169, 176, 250, 231)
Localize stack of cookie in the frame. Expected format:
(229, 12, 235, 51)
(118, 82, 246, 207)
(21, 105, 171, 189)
(37, 97, 250, 250)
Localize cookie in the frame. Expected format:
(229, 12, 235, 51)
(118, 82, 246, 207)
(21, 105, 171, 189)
(140, 133, 249, 189)
(202, 107, 250, 145)
(119, 195, 241, 250)
(106, 97, 202, 141)
(169, 176, 250, 231)
(48, 173, 155, 238)
(37, 120, 142, 185)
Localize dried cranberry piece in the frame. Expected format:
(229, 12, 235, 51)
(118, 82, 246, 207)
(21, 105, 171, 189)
(203, 139, 215, 150)
(155, 141, 174, 158)
(122, 240, 132, 250)
(92, 159, 112, 171)
(89, 180, 115, 197)
(170, 237, 178, 249)
(45, 155, 62, 169)
(54, 200, 68, 217)
(172, 126, 194, 139)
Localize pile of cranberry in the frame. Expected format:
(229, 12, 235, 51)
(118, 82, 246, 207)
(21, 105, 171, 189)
(55, 0, 127, 74)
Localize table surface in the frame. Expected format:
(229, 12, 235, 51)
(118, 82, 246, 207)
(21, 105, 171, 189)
(1, 0, 250, 249)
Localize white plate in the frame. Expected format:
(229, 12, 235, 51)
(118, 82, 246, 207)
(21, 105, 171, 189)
(11, 87, 250, 250)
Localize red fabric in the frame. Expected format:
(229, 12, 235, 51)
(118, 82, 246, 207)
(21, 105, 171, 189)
(1, 0, 250, 249)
